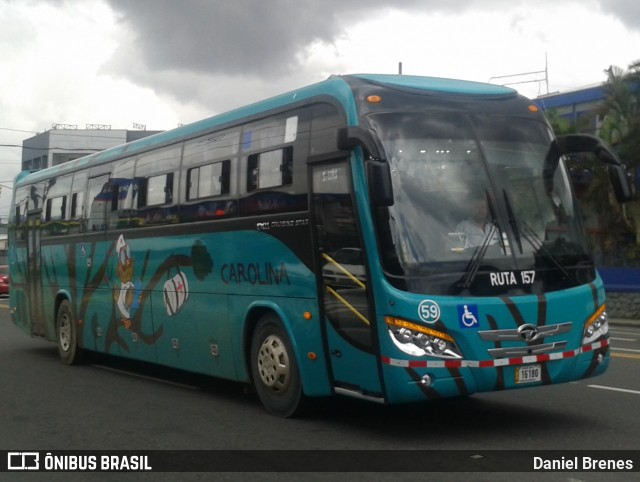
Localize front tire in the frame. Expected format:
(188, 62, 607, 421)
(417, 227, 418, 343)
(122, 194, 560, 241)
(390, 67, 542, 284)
(56, 300, 85, 365)
(250, 314, 304, 417)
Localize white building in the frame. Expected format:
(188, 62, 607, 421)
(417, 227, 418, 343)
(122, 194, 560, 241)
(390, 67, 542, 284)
(21, 125, 163, 171)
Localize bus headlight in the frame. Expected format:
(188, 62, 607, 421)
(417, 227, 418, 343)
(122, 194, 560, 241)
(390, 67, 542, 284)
(582, 305, 609, 345)
(385, 316, 463, 359)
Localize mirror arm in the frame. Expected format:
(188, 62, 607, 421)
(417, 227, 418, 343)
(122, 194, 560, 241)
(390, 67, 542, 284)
(556, 134, 622, 166)
(337, 126, 383, 161)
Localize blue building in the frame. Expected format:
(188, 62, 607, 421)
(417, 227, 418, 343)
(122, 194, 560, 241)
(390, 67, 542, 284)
(536, 84, 607, 134)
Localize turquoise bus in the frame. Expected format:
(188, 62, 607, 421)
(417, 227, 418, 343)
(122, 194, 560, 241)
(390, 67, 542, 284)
(8, 74, 633, 416)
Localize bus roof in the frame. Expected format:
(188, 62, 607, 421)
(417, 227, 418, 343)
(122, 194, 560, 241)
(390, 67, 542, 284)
(15, 74, 517, 187)
(351, 73, 516, 96)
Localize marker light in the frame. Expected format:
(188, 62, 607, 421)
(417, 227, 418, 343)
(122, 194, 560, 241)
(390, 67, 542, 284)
(528, 105, 539, 113)
(385, 316, 462, 359)
(582, 304, 609, 345)
(366, 95, 382, 103)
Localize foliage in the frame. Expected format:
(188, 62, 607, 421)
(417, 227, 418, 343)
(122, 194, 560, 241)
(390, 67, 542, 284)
(598, 61, 640, 168)
(545, 108, 576, 135)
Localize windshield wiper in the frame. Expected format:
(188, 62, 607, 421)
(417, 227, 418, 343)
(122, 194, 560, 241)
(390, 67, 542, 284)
(460, 222, 498, 290)
(517, 220, 572, 281)
(503, 190, 523, 254)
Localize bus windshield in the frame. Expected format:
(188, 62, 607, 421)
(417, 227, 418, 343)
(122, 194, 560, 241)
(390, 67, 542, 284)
(368, 111, 594, 296)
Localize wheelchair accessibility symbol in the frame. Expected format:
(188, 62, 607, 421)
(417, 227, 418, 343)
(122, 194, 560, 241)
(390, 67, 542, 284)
(457, 304, 479, 328)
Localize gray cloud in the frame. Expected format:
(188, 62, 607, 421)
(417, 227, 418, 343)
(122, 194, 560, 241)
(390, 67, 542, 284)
(102, 0, 495, 108)
(101, 0, 640, 111)
(106, 0, 435, 76)
(601, 0, 640, 32)
(110, 0, 323, 75)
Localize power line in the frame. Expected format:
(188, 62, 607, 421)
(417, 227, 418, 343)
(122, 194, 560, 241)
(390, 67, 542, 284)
(0, 144, 102, 152)
(0, 127, 39, 134)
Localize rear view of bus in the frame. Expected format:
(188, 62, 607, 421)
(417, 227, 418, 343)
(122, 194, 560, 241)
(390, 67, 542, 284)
(322, 75, 632, 406)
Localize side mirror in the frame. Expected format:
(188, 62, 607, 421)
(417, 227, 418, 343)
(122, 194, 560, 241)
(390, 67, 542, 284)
(366, 160, 394, 207)
(609, 164, 634, 203)
(337, 127, 394, 206)
(556, 134, 633, 203)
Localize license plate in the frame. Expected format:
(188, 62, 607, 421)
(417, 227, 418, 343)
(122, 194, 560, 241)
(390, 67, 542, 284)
(515, 364, 541, 384)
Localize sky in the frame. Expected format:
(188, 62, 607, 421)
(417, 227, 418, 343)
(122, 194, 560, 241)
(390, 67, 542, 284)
(1, 0, 639, 220)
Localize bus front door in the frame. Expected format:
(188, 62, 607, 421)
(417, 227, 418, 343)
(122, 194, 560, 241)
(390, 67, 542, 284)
(311, 160, 384, 403)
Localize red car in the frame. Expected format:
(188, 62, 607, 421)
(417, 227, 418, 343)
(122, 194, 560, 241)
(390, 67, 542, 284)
(0, 265, 9, 297)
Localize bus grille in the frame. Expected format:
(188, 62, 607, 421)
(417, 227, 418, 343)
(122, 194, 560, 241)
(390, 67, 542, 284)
(478, 322, 572, 359)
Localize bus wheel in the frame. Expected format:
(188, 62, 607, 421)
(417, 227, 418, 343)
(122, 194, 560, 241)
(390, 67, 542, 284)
(251, 314, 304, 417)
(56, 300, 84, 365)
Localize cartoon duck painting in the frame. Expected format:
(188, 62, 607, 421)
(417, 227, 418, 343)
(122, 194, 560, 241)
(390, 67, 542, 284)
(115, 234, 136, 329)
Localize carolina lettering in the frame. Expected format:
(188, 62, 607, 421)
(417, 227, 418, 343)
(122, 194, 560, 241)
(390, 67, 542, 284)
(221, 262, 290, 285)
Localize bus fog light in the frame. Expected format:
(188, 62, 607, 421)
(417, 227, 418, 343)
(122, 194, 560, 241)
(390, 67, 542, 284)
(421, 374, 433, 387)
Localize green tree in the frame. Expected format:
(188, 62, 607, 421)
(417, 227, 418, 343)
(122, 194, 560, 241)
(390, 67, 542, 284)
(544, 108, 576, 135)
(599, 61, 640, 167)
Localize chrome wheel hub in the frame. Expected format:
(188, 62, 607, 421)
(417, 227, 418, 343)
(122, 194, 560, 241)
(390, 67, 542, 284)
(59, 314, 71, 352)
(257, 335, 290, 392)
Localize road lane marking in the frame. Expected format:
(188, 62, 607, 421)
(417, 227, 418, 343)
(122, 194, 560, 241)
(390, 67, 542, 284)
(610, 329, 640, 336)
(611, 336, 636, 342)
(612, 348, 640, 354)
(611, 353, 640, 361)
(612, 353, 640, 361)
(588, 384, 640, 396)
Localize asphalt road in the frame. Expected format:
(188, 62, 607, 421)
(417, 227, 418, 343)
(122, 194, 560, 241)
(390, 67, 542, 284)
(1, 297, 639, 481)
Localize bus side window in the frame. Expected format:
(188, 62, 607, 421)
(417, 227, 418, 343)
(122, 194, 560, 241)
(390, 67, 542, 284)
(247, 146, 293, 191)
(70, 192, 83, 218)
(69, 170, 88, 233)
(141, 173, 174, 206)
(45, 196, 67, 221)
(42, 196, 67, 237)
(310, 103, 345, 157)
(110, 156, 136, 230)
(12, 187, 30, 241)
(41, 175, 73, 236)
(86, 175, 110, 232)
(187, 160, 231, 200)
(133, 145, 181, 226)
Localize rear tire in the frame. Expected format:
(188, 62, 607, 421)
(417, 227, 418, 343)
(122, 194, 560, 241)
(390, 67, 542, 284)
(250, 314, 304, 417)
(56, 300, 85, 365)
